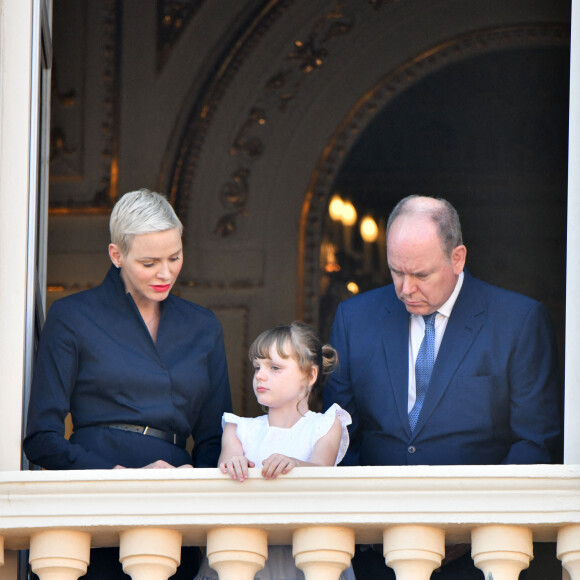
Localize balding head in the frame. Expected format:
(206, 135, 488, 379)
(386, 196, 466, 315)
(386, 195, 463, 259)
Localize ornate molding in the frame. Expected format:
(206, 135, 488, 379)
(368, 0, 400, 9)
(169, 0, 424, 233)
(167, 0, 372, 234)
(297, 23, 570, 323)
(178, 278, 264, 290)
(168, 0, 295, 222)
(157, 0, 205, 72)
(49, 0, 122, 213)
(102, 0, 122, 206)
(206, 304, 251, 415)
(47, 278, 264, 293)
(214, 1, 355, 236)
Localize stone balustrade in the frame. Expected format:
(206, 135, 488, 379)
(1, 465, 579, 580)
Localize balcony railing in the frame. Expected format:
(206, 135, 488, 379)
(1, 465, 579, 580)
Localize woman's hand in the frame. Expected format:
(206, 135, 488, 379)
(261, 454, 299, 479)
(142, 459, 177, 469)
(220, 455, 255, 482)
(113, 460, 193, 469)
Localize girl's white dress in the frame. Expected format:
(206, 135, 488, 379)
(194, 403, 355, 580)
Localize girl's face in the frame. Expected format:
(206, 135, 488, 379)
(252, 344, 317, 414)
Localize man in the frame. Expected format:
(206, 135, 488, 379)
(323, 195, 562, 579)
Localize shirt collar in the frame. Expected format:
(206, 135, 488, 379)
(409, 271, 464, 323)
(437, 270, 464, 319)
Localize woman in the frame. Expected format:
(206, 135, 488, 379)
(24, 189, 232, 577)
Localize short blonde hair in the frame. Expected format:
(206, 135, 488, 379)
(110, 189, 183, 255)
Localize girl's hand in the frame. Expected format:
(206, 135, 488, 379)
(220, 455, 255, 482)
(261, 454, 299, 479)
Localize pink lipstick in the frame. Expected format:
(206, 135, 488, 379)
(151, 284, 171, 292)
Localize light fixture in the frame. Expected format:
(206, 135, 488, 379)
(341, 201, 357, 227)
(360, 215, 378, 243)
(328, 194, 344, 222)
(346, 281, 359, 294)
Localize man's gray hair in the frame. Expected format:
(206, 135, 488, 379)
(110, 189, 183, 255)
(386, 195, 463, 257)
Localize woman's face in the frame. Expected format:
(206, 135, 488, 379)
(109, 228, 183, 309)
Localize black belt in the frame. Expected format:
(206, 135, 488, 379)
(98, 423, 187, 449)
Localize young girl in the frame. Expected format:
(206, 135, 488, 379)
(194, 321, 354, 580)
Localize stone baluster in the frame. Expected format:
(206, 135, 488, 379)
(119, 527, 182, 580)
(558, 524, 580, 580)
(471, 525, 533, 580)
(293, 526, 355, 580)
(206, 527, 268, 580)
(382, 525, 445, 580)
(29, 530, 91, 580)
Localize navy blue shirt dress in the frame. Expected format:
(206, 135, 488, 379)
(24, 265, 232, 469)
(24, 266, 232, 579)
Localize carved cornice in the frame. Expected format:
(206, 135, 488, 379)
(168, 0, 294, 221)
(206, 304, 251, 415)
(47, 278, 264, 293)
(168, 0, 372, 233)
(103, 0, 122, 206)
(214, 1, 356, 237)
(157, 0, 205, 72)
(49, 0, 122, 213)
(297, 23, 570, 323)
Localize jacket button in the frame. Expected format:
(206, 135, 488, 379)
(407, 445, 416, 454)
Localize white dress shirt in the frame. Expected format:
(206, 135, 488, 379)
(407, 271, 464, 413)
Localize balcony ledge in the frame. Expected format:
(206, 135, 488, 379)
(1, 464, 579, 549)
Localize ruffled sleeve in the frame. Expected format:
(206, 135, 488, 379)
(221, 412, 242, 429)
(221, 412, 248, 444)
(313, 403, 352, 465)
(221, 413, 270, 457)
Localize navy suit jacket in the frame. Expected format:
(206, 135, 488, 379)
(323, 271, 562, 466)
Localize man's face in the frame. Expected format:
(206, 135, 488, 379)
(387, 216, 466, 316)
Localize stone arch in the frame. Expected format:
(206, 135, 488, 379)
(158, 1, 569, 381)
(298, 23, 569, 325)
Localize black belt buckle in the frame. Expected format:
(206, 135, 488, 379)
(101, 423, 186, 449)
(143, 425, 180, 447)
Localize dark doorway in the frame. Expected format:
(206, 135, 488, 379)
(319, 46, 569, 355)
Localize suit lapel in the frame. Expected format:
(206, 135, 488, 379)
(381, 294, 412, 434)
(411, 273, 485, 437)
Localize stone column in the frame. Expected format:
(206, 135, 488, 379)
(0, 0, 33, 473)
(382, 525, 445, 580)
(293, 526, 355, 580)
(566, 0, 580, 465)
(206, 527, 268, 580)
(471, 525, 533, 580)
(119, 528, 182, 580)
(558, 524, 580, 580)
(29, 530, 91, 580)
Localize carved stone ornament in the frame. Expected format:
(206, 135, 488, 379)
(167, 0, 362, 235)
(157, 0, 205, 71)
